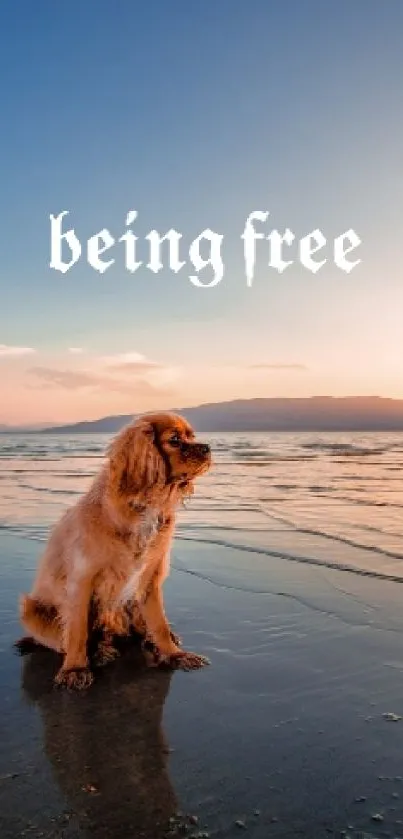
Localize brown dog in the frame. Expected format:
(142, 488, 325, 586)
(18, 412, 211, 689)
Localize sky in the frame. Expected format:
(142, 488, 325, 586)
(0, 0, 402, 425)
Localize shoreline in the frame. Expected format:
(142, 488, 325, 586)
(1, 532, 403, 837)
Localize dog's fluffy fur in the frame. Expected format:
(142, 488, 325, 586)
(18, 412, 211, 689)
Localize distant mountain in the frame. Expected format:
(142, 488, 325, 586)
(31, 397, 403, 434)
(0, 422, 61, 432)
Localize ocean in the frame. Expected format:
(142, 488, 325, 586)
(2, 431, 403, 839)
(1, 430, 402, 583)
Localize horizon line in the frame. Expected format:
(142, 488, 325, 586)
(3, 394, 403, 431)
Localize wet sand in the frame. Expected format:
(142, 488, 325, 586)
(1, 531, 403, 838)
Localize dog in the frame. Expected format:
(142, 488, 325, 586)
(18, 412, 212, 689)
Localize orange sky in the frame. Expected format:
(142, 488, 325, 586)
(1, 337, 402, 426)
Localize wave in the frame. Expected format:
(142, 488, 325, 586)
(359, 522, 403, 540)
(3, 517, 403, 584)
(176, 534, 403, 583)
(301, 442, 388, 456)
(231, 448, 272, 458)
(0, 522, 49, 541)
(1, 430, 402, 580)
(308, 492, 403, 509)
(16, 483, 80, 495)
(255, 506, 403, 562)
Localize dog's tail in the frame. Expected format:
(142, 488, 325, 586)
(18, 595, 63, 653)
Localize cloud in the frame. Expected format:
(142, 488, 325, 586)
(100, 351, 161, 373)
(27, 350, 181, 402)
(108, 361, 162, 374)
(249, 363, 308, 371)
(99, 351, 181, 384)
(29, 368, 105, 390)
(101, 352, 152, 365)
(28, 366, 174, 397)
(0, 344, 35, 358)
(68, 347, 84, 354)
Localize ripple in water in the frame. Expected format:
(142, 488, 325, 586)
(0, 430, 402, 578)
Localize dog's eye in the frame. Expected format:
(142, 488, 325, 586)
(170, 434, 181, 446)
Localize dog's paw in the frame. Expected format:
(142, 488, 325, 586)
(54, 666, 94, 690)
(168, 651, 210, 671)
(93, 643, 120, 668)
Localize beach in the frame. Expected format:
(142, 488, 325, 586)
(1, 432, 403, 837)
(2, 533, 403, 838)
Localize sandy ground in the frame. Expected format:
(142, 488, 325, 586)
(1, 532, 403, 838)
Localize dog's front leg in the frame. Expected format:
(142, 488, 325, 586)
(140, 578, 209, 671)
(132, 517, 179, 651)
(140, 578, 179, 657)
(136, 518, 209, 671)
(131, 599, 180, 650)
(55, 575, 94, 690)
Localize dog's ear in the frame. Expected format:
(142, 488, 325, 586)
(108, 420, 166, 500)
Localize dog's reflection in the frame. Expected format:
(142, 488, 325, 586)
(21, 646, 177, 838)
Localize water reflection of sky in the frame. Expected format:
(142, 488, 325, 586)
(1, 432, 403, 574)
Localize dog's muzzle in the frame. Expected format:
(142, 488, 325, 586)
(181, 442, 211, 463)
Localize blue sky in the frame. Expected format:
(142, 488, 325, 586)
(0, 1, 402, 423)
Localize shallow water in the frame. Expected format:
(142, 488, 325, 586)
(2, 431, 403, 837)
(1, 430, 403, 580)
(3, 534, 403, 839)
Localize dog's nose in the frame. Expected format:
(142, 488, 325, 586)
(199, 443, 211, 456)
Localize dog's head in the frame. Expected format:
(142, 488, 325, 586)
(107, 412, 211, 503)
